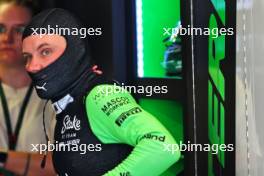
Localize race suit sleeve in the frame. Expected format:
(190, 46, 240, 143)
(85, 84, 181, 176)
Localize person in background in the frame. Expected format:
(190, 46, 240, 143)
(0, 0, 56, 175)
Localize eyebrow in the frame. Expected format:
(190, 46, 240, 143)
(37, 43, 49, 50)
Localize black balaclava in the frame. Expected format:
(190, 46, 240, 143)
(22, 8, 95, 101)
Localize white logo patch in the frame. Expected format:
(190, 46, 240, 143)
(61, 115, 81, 134)
(35, 82, 47, 91)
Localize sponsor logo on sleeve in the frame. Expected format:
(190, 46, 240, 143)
(119, 172, 131, 176)
(101, 97, 130, 116)
(115, 107, 142, 126)
(140, 133, 166, 142)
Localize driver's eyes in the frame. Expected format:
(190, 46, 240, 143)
(41, 48, 52, 56)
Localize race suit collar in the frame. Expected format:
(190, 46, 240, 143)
(52, 94, 74, 114)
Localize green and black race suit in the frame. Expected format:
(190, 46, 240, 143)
(52, 76, 180, 176)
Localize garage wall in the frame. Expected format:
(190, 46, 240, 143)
(236, 0, 264, 175)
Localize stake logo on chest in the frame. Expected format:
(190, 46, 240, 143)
(61, 115, 81, 134)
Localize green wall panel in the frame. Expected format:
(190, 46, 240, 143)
(139, 0, 181, 78)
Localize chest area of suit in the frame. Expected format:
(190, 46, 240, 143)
(52, 97, 132, 176)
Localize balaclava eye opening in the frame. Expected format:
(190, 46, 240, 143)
(22, 8, 94, 101)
